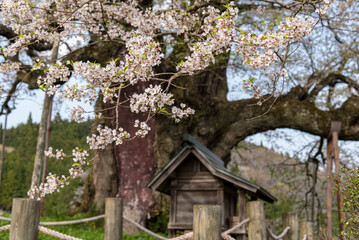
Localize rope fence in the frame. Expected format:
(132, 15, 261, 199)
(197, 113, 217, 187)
(0, 214, 104, 239)
(0, 213, 311, 240)
(0, 216, 11, 222)
(0, 224, 10, 232)
(222, 218, 250, 235)
(123, 215, 250, 240)
(170, 232, 193, 240)
(123, 215, 169, 240)
(266, 225, 291, 240)
(40, 214, 105, 226)
(38, 226, 83, 240)
(0, 199, 313, 240)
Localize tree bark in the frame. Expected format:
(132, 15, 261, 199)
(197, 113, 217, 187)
(31, 94, 54, 188)
(92, 82, 156, 233)
(0, 110, 8, 192)
(40, 96, 53, 215)
(30, 40, 59, 188)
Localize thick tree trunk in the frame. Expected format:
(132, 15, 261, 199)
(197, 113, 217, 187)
(89, 48, 359, 232)
(92, 82, 156, 233)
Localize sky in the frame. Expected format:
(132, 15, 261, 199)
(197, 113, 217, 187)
(1, 87, 93, 129)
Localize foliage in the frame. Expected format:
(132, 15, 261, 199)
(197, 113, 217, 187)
(0, 116, 92, 216)
(335, 167, 359, 239)
(148, 202, 169, 235)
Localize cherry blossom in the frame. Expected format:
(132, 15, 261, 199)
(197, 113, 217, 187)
(0, 0, 341, 199)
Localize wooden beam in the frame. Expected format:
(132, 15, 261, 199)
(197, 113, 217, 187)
(246, 201, 267, 240)
(283, 212, 298, 240)
(332, 129, 345, 240)
(300, 222, 314, 240)
(193, 205, 222, 240)
(10, 198, 41, 240)
(105, 198, 123, 240)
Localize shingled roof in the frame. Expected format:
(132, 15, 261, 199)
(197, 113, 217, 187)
(147, 134, 276, 203)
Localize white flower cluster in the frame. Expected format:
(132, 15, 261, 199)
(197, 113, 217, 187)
(69, 147, 89, 177)
(316, 0, 335, 15)
(2, 34, 32, 57)
(28, 146, 89, 199)
(28, 173, 69, 200)
(87, 125, 131, 150)
(70, 106, 86, 123)
(125, 36, 164, 84)
(172, 104, 195, 123)
(42, 35, 163, 104)
(178, 5, 237, 74)
(134, 120, 151, 138)
(234, 16, 315, 71)
(0, 62, 20, 74)
(130, 85, 175, 114)
(61, 83, 98, 103)
(37, 64, 70, 95)
(45, 147, 66, 160)
(72, 148, 88, 163)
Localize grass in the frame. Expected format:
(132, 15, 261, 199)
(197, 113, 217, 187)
(0, 213, 166, 240)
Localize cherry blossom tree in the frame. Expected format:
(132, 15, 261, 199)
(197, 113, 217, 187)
(0, 0, 357, 231)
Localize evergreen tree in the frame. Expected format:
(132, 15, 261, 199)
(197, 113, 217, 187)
(0, 118, 92, 215)
(26, 113, 33, 125)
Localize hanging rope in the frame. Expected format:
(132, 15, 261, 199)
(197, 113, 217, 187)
(266, 225, 291, 240)
(170, 232, 193, 240)
(0, 216, 11, 222)
(222, 218, 250, 235)
(220, 218, 250, 240)
(0, 215, 105, 226)
(123, 215, 169, 240)
(38, 226, 83, 240)
(40, 214, 105, 226)
(0, 224, 10, 232)
(124, 215, 250, 240)
(221, 233, 236, 240)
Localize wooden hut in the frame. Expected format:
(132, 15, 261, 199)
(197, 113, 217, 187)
(147, 134, 276, 234)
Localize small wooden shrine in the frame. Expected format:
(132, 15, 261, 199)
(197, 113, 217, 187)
(147, 134, 276, 234)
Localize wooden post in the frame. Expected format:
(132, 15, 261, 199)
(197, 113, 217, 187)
(238, 191, 247, 240)
(105, 198, 123, 240)
(193, 205, 222, 240)
(327, 121, 345, 239)
(282, 212, 298, 240)
(300, 222, 313, 240)
(331, 122, 345, 240)
(326, 138, 333, 238)
(246, 201, 267, 240)
(10, 198, 41, 240)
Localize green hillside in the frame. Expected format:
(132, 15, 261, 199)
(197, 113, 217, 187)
(0, 114, 92, 216)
